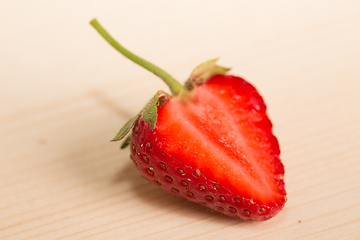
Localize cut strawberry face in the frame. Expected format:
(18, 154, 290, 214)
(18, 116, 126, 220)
(91, 19, 286, 221)
(131, 75, 286, 220)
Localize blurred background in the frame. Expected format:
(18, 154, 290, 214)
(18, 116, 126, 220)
(1, 0, 359, 239)
(2, 0, 359, 113)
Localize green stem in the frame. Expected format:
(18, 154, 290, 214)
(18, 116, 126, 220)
(90, 19, 185, 96)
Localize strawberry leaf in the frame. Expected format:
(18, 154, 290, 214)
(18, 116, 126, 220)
(189, 58, 230, 84)
(120, 135, 131, 149)
(143, 91, 161, 131)
(112, 91, 169, 142)
(111, 113, 141, 142)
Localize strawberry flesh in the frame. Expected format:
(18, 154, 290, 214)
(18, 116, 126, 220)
(130, 75, 286, 221)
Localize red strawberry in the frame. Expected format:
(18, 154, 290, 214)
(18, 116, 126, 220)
(91, 19, 286, 221)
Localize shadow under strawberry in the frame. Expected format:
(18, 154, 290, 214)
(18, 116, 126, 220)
(113, 161, 249, 226)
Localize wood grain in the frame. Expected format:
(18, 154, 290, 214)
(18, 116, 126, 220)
(1, 0, 360, 239)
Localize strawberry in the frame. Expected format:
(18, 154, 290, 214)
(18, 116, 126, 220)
(91, 19, 286, 221)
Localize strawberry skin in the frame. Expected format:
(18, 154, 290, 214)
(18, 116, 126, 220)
(130, 75, 286, 221)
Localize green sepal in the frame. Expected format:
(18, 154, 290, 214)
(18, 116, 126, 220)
(111, 113, 141, 142)
(111, 91, 169, 142)
(120, 135, 131, 149)
(188, 58, 230, 85)
(143, 91, 161, 131)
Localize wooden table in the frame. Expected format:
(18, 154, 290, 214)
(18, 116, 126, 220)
(1, 1, 360, 239)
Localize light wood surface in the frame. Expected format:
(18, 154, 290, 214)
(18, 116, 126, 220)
(1, 1, 360, 239)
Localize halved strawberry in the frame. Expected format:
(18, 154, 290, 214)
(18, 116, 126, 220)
(91, 19, 286, 221)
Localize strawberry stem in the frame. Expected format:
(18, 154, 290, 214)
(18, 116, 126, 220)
(90, 19, 185, 96)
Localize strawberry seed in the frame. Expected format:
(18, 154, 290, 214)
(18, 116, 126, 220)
(198, 184, 206, 191)
(219, 195, 226, 201)
(159, 162, 167, 169)
(132, 144, 136, 154)
(147, 167, 154, 175)
(217, 206, 224, 211)
(181, 180, 188, 186)
(243, 209, 251, 216)
(142, 155, 149, 162)
(206, 195, 214, 200)
(229, 207, 237, 213)
(165, 175, 173, 182)
(178, 168, 185, 175)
